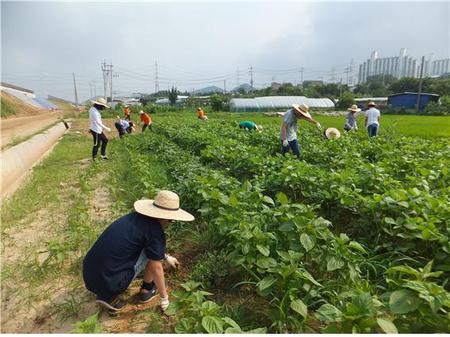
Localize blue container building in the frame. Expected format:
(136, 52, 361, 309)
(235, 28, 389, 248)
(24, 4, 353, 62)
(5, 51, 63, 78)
(388, 92, 440, 111)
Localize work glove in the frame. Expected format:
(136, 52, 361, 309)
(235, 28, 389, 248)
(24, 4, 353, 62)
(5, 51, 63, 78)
(105, 127, 111, 132)
(282, 139, 289, 147)
(165, 254, 179, 268)
(160, 296, 170, 311)
(316, 122, 322, 130)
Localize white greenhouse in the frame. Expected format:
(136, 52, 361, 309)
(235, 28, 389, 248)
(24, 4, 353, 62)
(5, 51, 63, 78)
(229, 96, 335, 112)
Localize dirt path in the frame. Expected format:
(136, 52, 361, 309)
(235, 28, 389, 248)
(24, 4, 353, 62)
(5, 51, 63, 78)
(0, 123, 168, 333)
(0, 111, 64, 148)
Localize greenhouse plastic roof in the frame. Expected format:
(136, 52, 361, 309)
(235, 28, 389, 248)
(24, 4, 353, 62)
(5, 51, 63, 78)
(230, 96, 335, 110)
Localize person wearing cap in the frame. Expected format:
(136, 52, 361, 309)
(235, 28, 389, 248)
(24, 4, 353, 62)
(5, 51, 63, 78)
(89, 98, 111, 160)
(197, 107, 208, 120)
(364, 101, 381, 137)
(82, 190, 195, 313)
(139, 110, 152, 132)
(344, 104, 360, 132)
(280, 104, 322, 158)
(123, 105, 131, 121)
(324, 127, 341, 140)
(239, 120, 263, 132)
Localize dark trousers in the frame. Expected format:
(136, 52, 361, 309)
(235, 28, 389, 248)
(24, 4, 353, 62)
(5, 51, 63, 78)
(281, 139, 300, 158)
(142, 124, 152, 132)
(367, 124, 379, 137)
(90, 130, 108, 158)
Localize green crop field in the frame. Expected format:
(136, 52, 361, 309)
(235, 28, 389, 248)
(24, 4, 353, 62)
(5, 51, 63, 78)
(2, 113, 449, 333)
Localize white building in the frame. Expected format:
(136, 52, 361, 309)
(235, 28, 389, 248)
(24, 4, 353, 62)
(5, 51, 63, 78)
(358, 48, 417, 83)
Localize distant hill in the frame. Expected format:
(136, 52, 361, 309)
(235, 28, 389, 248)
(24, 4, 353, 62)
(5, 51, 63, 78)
(231, 83, 254, 92)
(191, 86, 224, 95)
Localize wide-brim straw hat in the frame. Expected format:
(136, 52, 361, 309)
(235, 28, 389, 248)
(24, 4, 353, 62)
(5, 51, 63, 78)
(92, 97, 109, 108)
(367, 101, 376, 107)
(292, 104, 312, 119)
(139, 110, 144, 114)
(348, 104, 361, 112)
(325, 127, 341, 140)
(134, 190, 194, 221)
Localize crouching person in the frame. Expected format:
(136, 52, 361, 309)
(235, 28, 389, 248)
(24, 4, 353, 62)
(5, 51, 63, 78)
(82, 190, 195, 313)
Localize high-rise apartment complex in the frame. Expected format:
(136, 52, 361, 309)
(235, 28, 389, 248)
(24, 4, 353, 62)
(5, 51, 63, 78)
(358, 49, 450, 84)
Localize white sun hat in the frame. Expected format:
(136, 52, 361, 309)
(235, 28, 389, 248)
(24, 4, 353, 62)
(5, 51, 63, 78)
(325, 127, 341, 140)
(292, 103, 312, 120)
(134, 190, 195, 221)
(348, 104, 361, 112)
(92, 97, 109, 108)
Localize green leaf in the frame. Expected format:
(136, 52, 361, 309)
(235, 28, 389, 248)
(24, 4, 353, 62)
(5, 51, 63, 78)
(290, 299, 308, 318)
(326, 256, 345, 271)
(300, 233, 315, 251)
(377, 318, 398, 334)
(389, 289, 420, 314)
(222, 317, 241, 330)
(348, 241, 367, 253)
(315, 304, 343, 323)
(276, 192, 289, 205)
(256, 257, 277, 269)
(175, 318, 193, 333)
(256, 244, 270, 257)
(246, 327, 267, 333)
(296, 269, 322, 286)
(257, 276, 277, 291)
(202, 316, 224, 334)
(384, 217, 396, 225)
(262, 195, 275, 206)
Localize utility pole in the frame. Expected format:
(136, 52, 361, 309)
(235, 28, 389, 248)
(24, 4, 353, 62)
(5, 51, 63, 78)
(72, 72, 79, 105)
(223, 79, 226, 94)
(416, 56, 425, 113)
(101, 61, 109, 99)
(300, 66, 304, 87)
(154, 61, 160, 93)
(339, 78, 343, 97)
(249, 66, 254, 90)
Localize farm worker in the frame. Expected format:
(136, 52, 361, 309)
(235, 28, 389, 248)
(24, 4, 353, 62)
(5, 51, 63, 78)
(139, 110, 152, 132)
(344, 104, 360, 132)
(114, 116, 135, 138)
(83, 190, 195, 313)
(197, 107, 208, 120)
(239, 120, 263, 132)
(280, 104, 321, 158)
(89, 98, 111, 160)
(324, 127, 341, 140)
(123, 105, 131, 120)
(365, 101, 381, 137)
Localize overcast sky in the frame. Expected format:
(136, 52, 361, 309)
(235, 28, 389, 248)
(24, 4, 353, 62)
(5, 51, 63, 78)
(2, 1, 449, 101)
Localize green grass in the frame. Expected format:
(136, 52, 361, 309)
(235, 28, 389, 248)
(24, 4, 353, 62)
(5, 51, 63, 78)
(1, 95, 18, 117)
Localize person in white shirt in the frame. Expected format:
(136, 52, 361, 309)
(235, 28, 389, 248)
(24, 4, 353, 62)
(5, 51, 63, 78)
(89, 98, 111, 160)
(364, 101, 381, 137)
(280, 104, 321, 158)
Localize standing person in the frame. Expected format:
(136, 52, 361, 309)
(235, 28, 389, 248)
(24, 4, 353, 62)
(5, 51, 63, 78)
(197, 107, 208, 120)
(344, 104, 360, 132)
(123, 105, 131, 121)
(239, 120, 263, 132)
(139, 110, 153, 132)
(89, 98, 111, 160)
(280, 104, 321, 158)
(364, 101, 381, 137)
(83, 190, 195, 313)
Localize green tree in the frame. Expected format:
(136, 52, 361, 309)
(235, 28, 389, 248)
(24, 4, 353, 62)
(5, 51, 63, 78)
(337, 92, 355, 109)
(388, 77, 420, 94)
(168, 86, 178, 106)
(210, 94, 224, 111)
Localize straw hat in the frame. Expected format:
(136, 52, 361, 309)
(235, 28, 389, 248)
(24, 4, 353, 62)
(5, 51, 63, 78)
(92, 97, 109, 108)
(292, 104, 312, 119)
(139, 110, 144, 115)
(197, 107, 202, 111)
(325, 127, 341, 140)
(134, 190, 195, 221)
(348, 104, 361, 112)
(367, 101, 376, 107)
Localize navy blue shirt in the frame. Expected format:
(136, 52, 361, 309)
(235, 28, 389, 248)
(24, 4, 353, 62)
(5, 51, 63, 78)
(82, 212, 166, 300)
